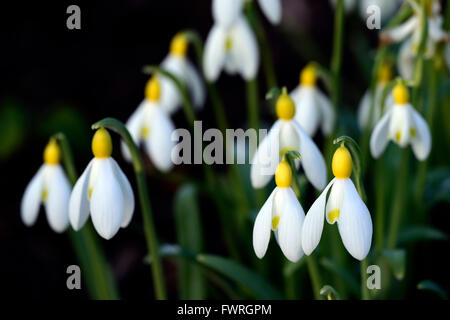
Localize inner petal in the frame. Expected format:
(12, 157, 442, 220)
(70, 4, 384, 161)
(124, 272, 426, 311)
(279, 122, 300, 157)
(271, 189, 285, 231)
(325, 179, 345, 224)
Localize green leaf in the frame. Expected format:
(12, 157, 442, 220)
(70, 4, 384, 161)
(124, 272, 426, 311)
(320, 285, 341, 300)
(425, 167, 450, 207)
(398, 226, 447, 245)
(381, 249, 406, 280)
(417, 280, 448, 299)
(146, 244, 283, 299)
(174, 184, 206, 299)
(319, 257, 360, 296)
(265, 87, 281, 101)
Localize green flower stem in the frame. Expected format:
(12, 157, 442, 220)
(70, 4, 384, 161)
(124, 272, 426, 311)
(54, 133, 119, 300)
(360, 258, 370, 300)
(91, 118, 167, 300)
(306, 255, 323, 300)
(330, 0, 345, 112)
(374, 158, 386, 251)
(246, 78, 260, 132)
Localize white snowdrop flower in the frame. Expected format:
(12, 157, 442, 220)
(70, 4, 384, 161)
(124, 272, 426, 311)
(302, 145, 373, 261)
(69, 128, 135, 240)
(251, 89, 327, 190)
(253, 161, 305, 262)
(357, 63, 394, 130)
(330, 0, 357, 14)
(380, 0, 448, 80)
(203, 14, 259, 82)
(213, 0, 281, 27)
(21, 139, 71, 233)
(121, 76, 176, 172)
(370, 82, 431, 160)
(359, 0, 402, 25)
(290, 64, 335, 137)
(159, 33, 205, 114)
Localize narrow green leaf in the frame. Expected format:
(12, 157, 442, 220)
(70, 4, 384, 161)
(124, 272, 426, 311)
(319, 257, 360, 296)
(320, 285, 341, 300)
(381, 249, 406, 280)
(417, 280, 448, 299)
(398, 226, 447, 245)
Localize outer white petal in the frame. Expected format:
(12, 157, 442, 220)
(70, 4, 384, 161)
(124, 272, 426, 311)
(111, 158, 135, 228)
(357, 90, 371, 130)
(409, 106, 431, 161)
(253, 188, 276, 259)
(293, 121, 327, 190)
(230, 17, 259, 80)
(21, 165, 45, 227)
(370, 109, 392, 158)
(69, 159, 94, 230)
(212, 0, 243, 29)
(383, 16, 417, 42)
(45, 165, 71, 233)
(90, 158, 124, 240)
(428, 17, 447, 42)
(203, 25, 228, 82)
(337, 179, 373, 261)
(301, 179, 335, 255)
(293, 86, 319, 137)
(316, 89, 335, 136)
(257, 0, 282, 25)
(277, 188, 305, 262)
(121, 101, 146, 162)
(184, 60, 206, 109)
(144, 104, 176, 172)
(250, 121, 281, 188)
(160, 55, 184, 114)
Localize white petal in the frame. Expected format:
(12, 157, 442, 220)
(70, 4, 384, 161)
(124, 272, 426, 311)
(69, 159, 94, 230)
(301, 179, 335, 255)
(257, 0, 281, 25)
(253, 188, 276, 259)
(398, 40, 415, 81)
(121, 101, 146, 162)
(277, 188, 305, 262)
(250, 121, 281, 188)
(110, 158, 135, 228)
(325, 179, 345, 224)
(292, 121, 327, 190)
(144, 104, 176, 172)
(212, 0, 243, 29)
(389, 104, 411, 147)
(370, 109, 392, 158)
(90, 158, 124, 240)
(203, 24, 227, 82)
(21, 165, 45, 227)
(316, 89, 335, 136)
(160, 55, 184, 114)
(292, 87, 320, 137)
(357, 90, 371, 130)
(337, 179, 373, 260)
(184, 60, 206, 109)
(45, 165, 71, 233)
(383, 16, 417, 42)
(409, 106, 431, 160)
(428, 17, 447, 42)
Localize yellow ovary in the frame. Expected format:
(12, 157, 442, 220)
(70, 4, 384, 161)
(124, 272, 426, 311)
(393, 83, 409, 105)
(275, 161, 293, 188)
(92, 127, 112, 159)
(43, 139, 60, 165)
(327, 209, 340, 224)
(332, 145, 352, 179)
(276, 89, 295, 120)
(300, 64, 317, 87)
(170, 33, 188, 57)
(145, 76, 161, 102)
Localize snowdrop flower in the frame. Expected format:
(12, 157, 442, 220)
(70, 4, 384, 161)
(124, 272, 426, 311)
(251, 89, 327, 190)
(253, 161, 305, 262)
(21, 139, 71, 233)
(302, 145, 373, 260)
(70, 128, 135, 240)
(213, 0, 281, 27)
(159, 33, 205, 114)
(370, 82, 431, 160)
(203, 13, 259, 81)
(380, 0, 448, 80)
(290, 64, 335, 137)
(122, 76, 176, 172)
(357, 63, 394, 130)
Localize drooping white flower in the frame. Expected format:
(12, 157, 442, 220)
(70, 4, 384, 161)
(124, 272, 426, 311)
(253, 161, 305, 262)
(380, 0, 448, 80)
(122, 76, 176, 172)
(357, 63, 394, 130)
(159, 33, 205, 114)
(251, 89, 327, 190)
(21, 139, 71, 233)
(70, 128, 135, 240)
(212, 0, 281, 26)
(290, 64, 335, 137)
(302, 145, 373, 261)
(370, 82, 431, 160)
(203, 15, 259, 82)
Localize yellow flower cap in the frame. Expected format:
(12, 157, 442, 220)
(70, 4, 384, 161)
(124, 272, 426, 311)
(275, 161, 293, 188)
(145, 76, 161, 102)
(276, 88, 295, 120)
(300, 64, 317, 87)
(92, 127, 112, 159)
(393, 83, 409, 105)
(332, 145, 352, 179)
(170, 33, 188, 57)
(43, 139, 60, 165)
(377, 63, 392, 84)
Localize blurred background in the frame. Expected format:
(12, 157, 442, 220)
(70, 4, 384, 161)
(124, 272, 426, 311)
(0, 0, 448, 299)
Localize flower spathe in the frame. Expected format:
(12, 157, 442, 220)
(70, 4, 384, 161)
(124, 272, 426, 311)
(212, 0, 281, 27)
(253, 161, 305, 262)
(69, 128, 135, 240)
(251, 89, 327, 190)
(122, 76, 176, 172)
(21, 139, 71, 233)
(301, 145, 373, 261)
(370, 83, 431, 160)
(159, 33, 205, 114)
(290, 64, 335, 137)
